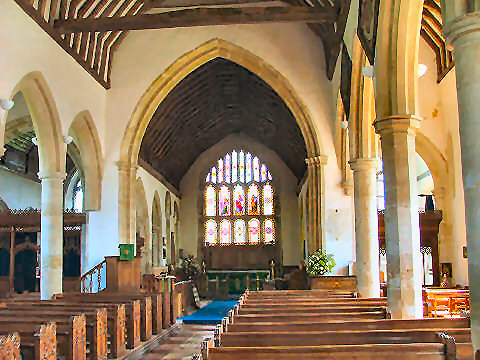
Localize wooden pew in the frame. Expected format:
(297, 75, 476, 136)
(0, 315, 86, 360)
(59, 293, 153, 341)
(238, 305, 386, 315)
(52, 297, 141, 350)
(234, 311, 386, 323)
(423, 289, 470, 318)
(0, 305, 106, 360)
(0, 323, 56, 360)
(0, 333, 21, 360)
(2, 300, 126, 359)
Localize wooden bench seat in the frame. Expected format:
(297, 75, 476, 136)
(0, 323, 56, 360)
(234, 311, 386, 323)
(0, 306, 106, 360)
(2, 300, 127, 358)
(0, 315, 85, 360)
(246, 298, 387, 305)
(59, 293, 156, 340)
(238, 305, 386, 315)
(53, 296, 141, 349)
(205, 343, 446, 360)
(423, 289, 470, 318)
(218, 328, 468, 347)
(227, 318, 469, 333)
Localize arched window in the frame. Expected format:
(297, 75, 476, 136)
(72, 179, 84, 213)
(204, 150, 276, 246)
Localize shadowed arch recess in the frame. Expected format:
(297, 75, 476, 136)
(139, 58, 307, 189)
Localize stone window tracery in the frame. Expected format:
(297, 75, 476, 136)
(204, 150, 275, 246)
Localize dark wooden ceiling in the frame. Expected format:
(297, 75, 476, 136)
(139, 58, 307, 188)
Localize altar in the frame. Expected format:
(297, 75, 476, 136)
(206, 270, 270, 293)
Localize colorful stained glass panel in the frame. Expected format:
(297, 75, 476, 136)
(225, 154, 231, 183)
(218, 159, 223, 183)
(205, 185, 216, 216)
(253, 157, 260, 182)
(233, 185, 245, 215)
(211, 167, 217, 183)
(260, 164, 267, 182)
(205, 220, 217, 245)
(263, 184, 274, 215)
(219, 186, 231, 216)
(264, 219, 274, 243)
(248, 218, 260, 244)
(220, 219, 232, 244)
(232, 151, 238, 183)
(248, 184, 260, 215)
(234, 219, 246, 244)
(239, 151, 245, 183)
(246, 153, 252, 183)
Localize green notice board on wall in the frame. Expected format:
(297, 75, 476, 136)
(119, 244, 134, 260)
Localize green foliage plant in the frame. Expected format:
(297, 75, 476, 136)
(306, 249, 336, 276)
(179, 254, 200, 280)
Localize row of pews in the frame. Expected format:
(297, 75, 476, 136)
(199, 289, 473, 359)
(0, 290, 178, 360)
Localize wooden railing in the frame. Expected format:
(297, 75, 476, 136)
(81, 259, 106, 293)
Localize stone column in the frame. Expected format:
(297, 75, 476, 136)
(350, 158, 380, 298)
(444, 13, 480, 352)
(117, 161, 138, 250)
(305, 155, 327, 252)
(39, 171, 66, 300)
(374, 116, 423, 319)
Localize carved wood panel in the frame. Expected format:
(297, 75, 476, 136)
(71, 314, 86, 360)
(36, 322, 56, 360)
(0, 333, 21, 360)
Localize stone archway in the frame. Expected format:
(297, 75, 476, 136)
(118, 38, 324, 247)
(135, 177, 151, 274)
(69, 110, 103, 211)
(152, 191, 163, 268)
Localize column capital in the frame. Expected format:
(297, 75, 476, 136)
(116, 160, 139, 172)
(37, 171, 67, 180)
(444, 11, 480, 49)
(305, 155, 328, 167)
(373, 115, 421, 136)
(349, 158, 380, 172)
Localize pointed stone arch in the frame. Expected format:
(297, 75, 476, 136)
(136, 177, 151, 273)
(152, 191, 163, 267)
(8, 71, 65, 175)
(69, 110, 104, 211)
(118, 38, 324, 245)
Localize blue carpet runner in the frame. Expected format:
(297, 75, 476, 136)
(181, 300, 238, 324)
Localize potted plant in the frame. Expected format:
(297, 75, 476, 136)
(306, 249, 338, 289)
(178, 254, 200, 281)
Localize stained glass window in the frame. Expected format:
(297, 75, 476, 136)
(204, 150, 276, 246)
(248, 218, 260, 244)
(263, 184, 274, 216)
(234, 219, 246, 244)
(233, 185, 245, 215)
(248, 184, 259, 215)
(219, 186, 230, 216)
(205, 185, 216, 216)
(239, 151, 245, 183)
(218, 159, 224, 183)
(205, 220, 217, 245)
(246, 153, 252, 183)
(212, 167, 217, 183)
(260, 164, 267, 182)
(220, 220, 231, 244)
(264, 219, 274, 243)
(232, 151, 238, 183)
(225, 154, 231, 184)
(253, 156, 260, 182)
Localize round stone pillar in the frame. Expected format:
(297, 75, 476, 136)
(374, 116, 423, 319)
(444, 13, 480, 352)
(117, 161, 139, 248)
(350, 158, 380, 298)
(39, 171, 66, 300)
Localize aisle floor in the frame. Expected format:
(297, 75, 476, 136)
(142, 324, 214, 359)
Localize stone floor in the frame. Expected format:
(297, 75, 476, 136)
(142, 324, 215, 359)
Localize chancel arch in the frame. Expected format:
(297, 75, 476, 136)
(118, 38, 324, 250)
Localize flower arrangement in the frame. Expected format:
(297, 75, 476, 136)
(178, 254, 200, 281)
(306, 249, 336, 276)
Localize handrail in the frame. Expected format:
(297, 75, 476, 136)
(81, 259, 106, 293)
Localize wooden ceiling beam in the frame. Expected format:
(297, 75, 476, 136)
(55, 6, 336, 32)
(150, 0, 278, 8)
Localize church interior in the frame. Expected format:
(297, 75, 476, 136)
(1, 0, 480, 358)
